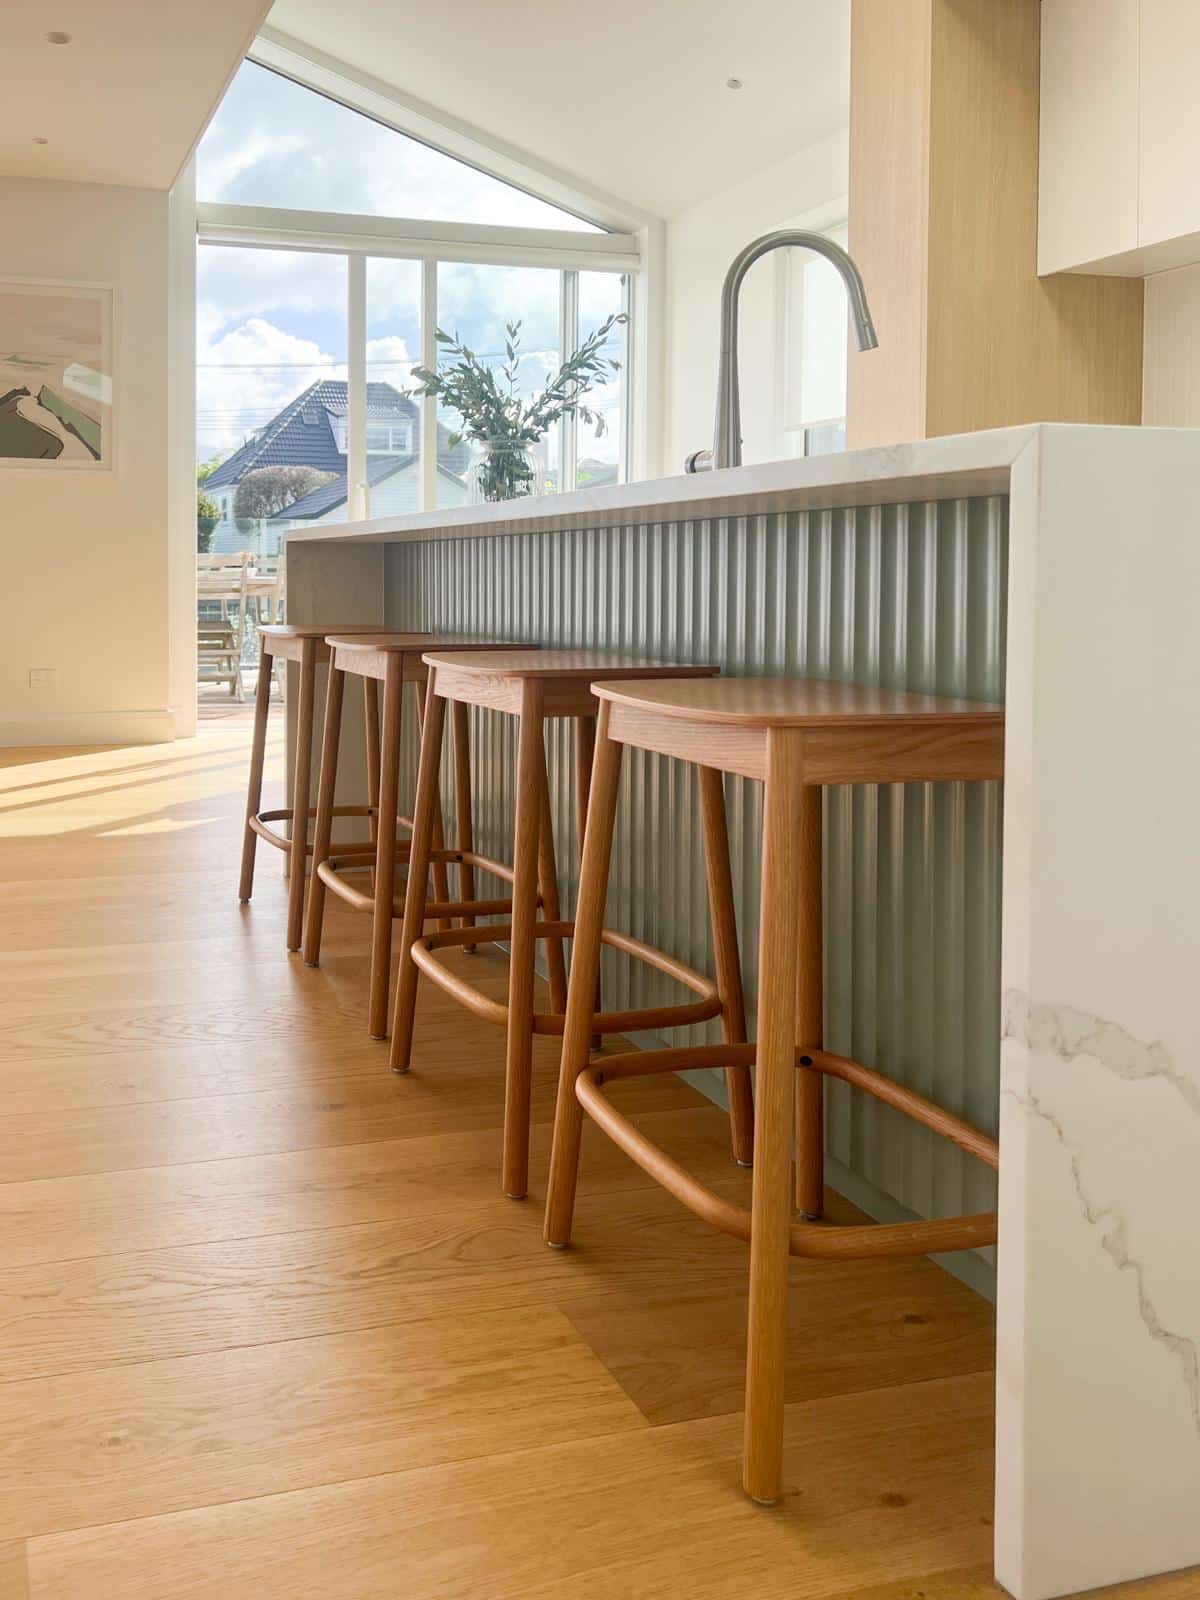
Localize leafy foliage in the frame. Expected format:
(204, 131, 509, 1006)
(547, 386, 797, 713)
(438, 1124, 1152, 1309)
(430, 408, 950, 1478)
(197, 456, 220, 550)
(234, 465, 336, 519)
(409, 313, 626, 501)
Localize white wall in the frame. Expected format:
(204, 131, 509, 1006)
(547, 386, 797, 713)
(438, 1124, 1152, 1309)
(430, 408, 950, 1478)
(0, 176, 187, 745)
(1142, 260, 1200, 426)
(661, 130, 849, 475)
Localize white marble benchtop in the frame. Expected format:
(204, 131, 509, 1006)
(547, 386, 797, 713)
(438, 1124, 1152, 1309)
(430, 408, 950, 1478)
(283, 424, 1038, 546)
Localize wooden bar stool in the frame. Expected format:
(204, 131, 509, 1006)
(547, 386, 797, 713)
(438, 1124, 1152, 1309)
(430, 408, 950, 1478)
(543, 675, 1005, 1507)
(302, 635, 526, 1040)
(390, 649, 757, 1203)
(238, 623, 406, 952)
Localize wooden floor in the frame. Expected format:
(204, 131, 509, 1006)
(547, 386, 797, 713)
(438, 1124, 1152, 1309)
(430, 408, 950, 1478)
(0, 712, 1192, 1600)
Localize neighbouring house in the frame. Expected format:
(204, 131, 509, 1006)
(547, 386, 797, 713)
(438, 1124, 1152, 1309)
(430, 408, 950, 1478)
(202, 379, 469, 550)
(269, 450, 470, 532)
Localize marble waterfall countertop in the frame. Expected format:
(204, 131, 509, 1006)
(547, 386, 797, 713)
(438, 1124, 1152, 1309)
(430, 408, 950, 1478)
(285, 423, 1200, 1600)
(283, 424, 1029, 547)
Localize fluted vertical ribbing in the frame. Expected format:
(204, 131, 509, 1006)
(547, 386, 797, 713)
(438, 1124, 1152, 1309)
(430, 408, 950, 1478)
(383, 493, 1007, 1240)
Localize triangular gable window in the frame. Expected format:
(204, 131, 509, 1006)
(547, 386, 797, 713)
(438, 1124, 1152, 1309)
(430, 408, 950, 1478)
(198, 60, 601, 234)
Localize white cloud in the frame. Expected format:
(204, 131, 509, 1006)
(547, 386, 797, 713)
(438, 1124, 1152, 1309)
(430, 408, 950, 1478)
(197, 316, 346, 459)
(365, 335, 415, 390)
(198, 62, 598, 234)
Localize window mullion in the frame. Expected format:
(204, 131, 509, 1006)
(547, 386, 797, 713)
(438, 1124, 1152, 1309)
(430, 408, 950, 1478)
(420, 260, 438, 512)
(348, 254, 367, 520)
(560, 269, 579, 495)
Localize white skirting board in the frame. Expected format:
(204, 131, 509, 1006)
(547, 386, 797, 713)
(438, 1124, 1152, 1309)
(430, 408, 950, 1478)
(0, 708, 175, 748)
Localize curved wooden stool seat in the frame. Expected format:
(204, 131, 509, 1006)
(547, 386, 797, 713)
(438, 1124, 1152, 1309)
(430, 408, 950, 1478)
(389, 649, 746, 1202)
(302, 634, 528, 1039)
(542, 674, 1005, 1508)
(238, 623, 408, 952)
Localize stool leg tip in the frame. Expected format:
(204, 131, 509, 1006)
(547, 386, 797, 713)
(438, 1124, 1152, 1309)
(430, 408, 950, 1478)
(735, 1159, 753, 1169)
(391, 1065, 410, 1076)
(503, 1191, 527, 1202)
(546, 1239, 568, 1251)
(369, 1033, 388, 1043)
(748, 1493, 780, 1508)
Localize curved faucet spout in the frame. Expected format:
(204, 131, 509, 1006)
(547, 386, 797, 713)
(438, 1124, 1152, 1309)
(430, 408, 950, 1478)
(701, 230, 878, 472)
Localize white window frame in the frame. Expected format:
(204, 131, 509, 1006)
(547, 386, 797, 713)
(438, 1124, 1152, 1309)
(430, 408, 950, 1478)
(196, 38, 654, 511)
(771, 208, 850, 463)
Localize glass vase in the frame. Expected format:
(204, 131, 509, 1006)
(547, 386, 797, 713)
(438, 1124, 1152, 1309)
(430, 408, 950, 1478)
(468, 439, 538, 503)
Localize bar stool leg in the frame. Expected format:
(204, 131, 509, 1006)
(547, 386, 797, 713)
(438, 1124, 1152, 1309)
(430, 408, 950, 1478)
(302, 662, 345, 968)
(238, 641, 273, 903)
(743, 730, 806, 1507)
(368, 653, 404, 1039)
(698, 765, 755, 1167)
(576, 714, 603, 1036)
(545, 704, 624, 1246)
(452, 700, 477, 951)
(389, 675, 446, 1074)
(503, 680, 548, 1199)
(364, 677, 381, 886)
(286, 638, 318, 952)
(537, 762, 569, 1014)
(416, 690, 453, 936)
(794, 785, 824, 1219)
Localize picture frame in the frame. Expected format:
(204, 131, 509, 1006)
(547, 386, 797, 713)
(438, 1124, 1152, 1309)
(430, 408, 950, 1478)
(0, 278, 114, 471)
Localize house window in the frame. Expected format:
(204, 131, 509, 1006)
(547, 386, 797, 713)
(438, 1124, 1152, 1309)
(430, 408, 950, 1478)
(195, 56, 637, 516)
(366, 424, 412, 454)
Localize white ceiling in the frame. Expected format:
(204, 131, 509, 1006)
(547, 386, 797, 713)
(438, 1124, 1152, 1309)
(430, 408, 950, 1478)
(0, 0, 273, 189)
(265, 0, 850, 219)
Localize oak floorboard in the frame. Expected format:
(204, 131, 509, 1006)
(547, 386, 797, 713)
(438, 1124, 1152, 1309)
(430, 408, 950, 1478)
(560, 1263, 996, 1425)
(23, 1374, 997, 1600)
(0, 1179, 757, 1383)
(0, 1036, 696, 1184)
(0, 1544, 27, 1600)
(0, 1106, 740, 1269)
(0, 1307, 643, 1542)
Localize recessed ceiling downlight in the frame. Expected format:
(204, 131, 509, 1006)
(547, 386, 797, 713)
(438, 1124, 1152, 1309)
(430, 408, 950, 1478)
(45, 30, 71, 44)
(33, 137, 49, 145)
(725, 76, 744, 90)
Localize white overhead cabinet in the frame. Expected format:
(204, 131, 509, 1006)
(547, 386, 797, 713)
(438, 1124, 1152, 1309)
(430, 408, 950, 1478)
(1039, 0, 1200, 276)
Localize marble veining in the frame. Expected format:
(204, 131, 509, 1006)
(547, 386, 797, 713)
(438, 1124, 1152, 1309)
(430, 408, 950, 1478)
(1003, 989, 1200, 1437)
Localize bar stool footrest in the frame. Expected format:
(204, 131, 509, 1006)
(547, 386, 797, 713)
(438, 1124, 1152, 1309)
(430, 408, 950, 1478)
(317, 844, 471, 914)
(575, 1039, 998, 1260)
(411, 920, 723, 1036)
(250, 804, 391, 855)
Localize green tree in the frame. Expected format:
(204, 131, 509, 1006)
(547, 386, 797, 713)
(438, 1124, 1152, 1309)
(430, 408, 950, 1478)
(234, 465, 335, 520)
(196, 455, 222, 553)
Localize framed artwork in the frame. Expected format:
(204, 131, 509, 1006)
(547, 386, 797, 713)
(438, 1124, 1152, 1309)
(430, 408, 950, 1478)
(0, 279, 113, 469)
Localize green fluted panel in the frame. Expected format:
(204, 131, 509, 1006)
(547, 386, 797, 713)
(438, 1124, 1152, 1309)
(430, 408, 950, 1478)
(384, 496, 1007, 1264)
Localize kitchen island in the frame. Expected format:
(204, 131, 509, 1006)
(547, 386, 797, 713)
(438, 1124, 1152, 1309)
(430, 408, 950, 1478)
(284, 423, 1200, 1600)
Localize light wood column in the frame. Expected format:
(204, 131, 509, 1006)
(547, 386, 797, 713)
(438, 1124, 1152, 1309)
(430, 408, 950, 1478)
(847, 0, 1144, 449)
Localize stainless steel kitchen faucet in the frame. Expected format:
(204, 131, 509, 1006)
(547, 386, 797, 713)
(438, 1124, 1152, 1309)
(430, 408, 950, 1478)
(685, 230, 878, 473)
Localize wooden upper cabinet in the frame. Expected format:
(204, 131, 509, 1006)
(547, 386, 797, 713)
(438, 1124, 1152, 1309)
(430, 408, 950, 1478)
(1139, 0, 1200, 249)
(1039, 0, 1200, 275)
(1038, 0, 1139, 275)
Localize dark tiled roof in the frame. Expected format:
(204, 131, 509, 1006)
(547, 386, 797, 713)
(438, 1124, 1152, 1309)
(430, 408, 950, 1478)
(270, 452, 467, 521)
(271, 454, 414, 521)
(204, 380, 418, 490)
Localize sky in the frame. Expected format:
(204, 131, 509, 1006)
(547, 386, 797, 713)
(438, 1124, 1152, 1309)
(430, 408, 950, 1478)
(195, 63, 625, 480)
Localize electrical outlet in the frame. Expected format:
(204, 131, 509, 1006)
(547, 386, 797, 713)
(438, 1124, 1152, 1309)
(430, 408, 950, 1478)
(28, 667, 56, 688)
